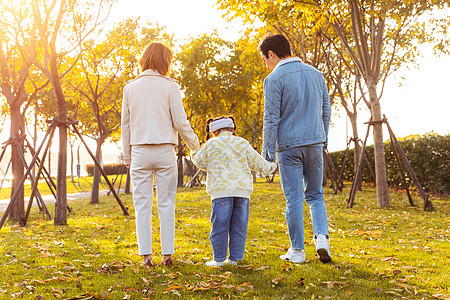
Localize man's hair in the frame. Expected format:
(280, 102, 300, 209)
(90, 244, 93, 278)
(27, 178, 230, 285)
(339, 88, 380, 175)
(139, 42, 173, 76)
(258, 34, 291, 58)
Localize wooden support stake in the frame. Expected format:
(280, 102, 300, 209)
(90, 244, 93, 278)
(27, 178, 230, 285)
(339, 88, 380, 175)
(13, 135, 52, 224)
(0, 122, 56, 230)
(0, 159, 11, 191)
(348, 121, 371, 208)
(384, 116, 433, 211)
(24, 137, 57, 199)
(337, 139, 352, 190)
(183, 169, 202, 191)
(23, 126, 56, 225)
(388, 130, 414, 206)
(117, 165, 126, 193)
(324, 149, 342, 193)
(0, 143, 9, 165)
(107, 172, 121, 196)
(70, 122, 129, 216)
(363, 153, 376, 182)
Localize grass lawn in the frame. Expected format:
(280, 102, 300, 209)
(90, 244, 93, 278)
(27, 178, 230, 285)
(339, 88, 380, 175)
(0, 178, 449, 299)
(0, 175, 124, 199)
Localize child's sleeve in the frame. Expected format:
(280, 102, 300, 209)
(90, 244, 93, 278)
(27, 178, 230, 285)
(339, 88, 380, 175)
(191, 143, 208, 171)
(246, 143, 277, 176)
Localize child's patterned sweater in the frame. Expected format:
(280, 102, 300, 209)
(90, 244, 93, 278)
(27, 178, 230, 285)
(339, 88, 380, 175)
(192, 132, 277, 200)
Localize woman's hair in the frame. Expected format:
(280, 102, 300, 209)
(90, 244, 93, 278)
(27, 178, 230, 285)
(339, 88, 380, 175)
(258, 34, 291, 59)
(205, 116, 236, 140)
(139, 42, 173, 76)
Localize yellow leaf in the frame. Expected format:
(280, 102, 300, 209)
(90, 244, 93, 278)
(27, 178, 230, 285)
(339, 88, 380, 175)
(165, 285, 183, 291)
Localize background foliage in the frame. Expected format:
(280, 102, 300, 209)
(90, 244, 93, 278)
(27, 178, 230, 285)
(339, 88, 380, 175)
(330, 133, 450, 195)
(85, 164, 127, 176)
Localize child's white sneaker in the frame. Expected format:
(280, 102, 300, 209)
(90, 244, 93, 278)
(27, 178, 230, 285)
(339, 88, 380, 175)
(205, 260, 224, 267)
(224, 259, 237, 266)
(315, 234, 332, 263)
(280, 247, 305, 263)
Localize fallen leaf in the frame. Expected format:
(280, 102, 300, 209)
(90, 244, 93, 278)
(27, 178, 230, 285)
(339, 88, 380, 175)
(165, 285, 183, 291)
(296, 278, 305, 286)
(52, 289, 64, 298)
(272, 276, 287, 285)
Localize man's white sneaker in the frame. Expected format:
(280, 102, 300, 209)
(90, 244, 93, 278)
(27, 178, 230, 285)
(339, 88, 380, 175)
(205, 260, 225, 267)
(224, 259, 237, 266)
(280, 247, 306, 263)
(315, 234, 332, 263)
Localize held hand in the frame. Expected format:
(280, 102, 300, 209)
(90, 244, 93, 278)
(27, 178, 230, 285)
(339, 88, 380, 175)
(272, 165, 278, 174)
(119, 153, 130, 168)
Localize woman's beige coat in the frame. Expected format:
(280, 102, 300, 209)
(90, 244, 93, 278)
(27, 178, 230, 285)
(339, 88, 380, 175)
(121, 69, 200, 164)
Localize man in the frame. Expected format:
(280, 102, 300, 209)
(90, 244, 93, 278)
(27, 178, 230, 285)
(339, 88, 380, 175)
(259, 34, 332, 263)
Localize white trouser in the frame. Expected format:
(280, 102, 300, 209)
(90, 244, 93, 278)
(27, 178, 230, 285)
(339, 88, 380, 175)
(130, 144, 177, 255)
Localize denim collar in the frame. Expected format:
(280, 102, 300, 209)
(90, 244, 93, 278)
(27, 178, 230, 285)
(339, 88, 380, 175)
(273, 57, 302, 72)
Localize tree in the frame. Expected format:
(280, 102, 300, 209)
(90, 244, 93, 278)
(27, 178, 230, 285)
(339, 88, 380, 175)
(274, 11, 367, 189)
(68, 20, 135, 204)
(233, 32, 268, 150)
(27, 0, 114, 225)
(317, 0, 450, 206)
(0, 2, 49, 222)
(176, 34, 255, 142)
(216, 0, 450, 207)
(0, 15, 30, 221)
(68, 19, 174, 203)
(176, 33, 266, 184)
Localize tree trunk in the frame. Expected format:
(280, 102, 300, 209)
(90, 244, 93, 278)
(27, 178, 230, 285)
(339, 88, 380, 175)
(9, 107, 25, 221)
(177, 134, 184, 187)
(77, 144, 81, 184)
(368, 82, 389, 207)
(48, 139, 51, 178)
(90, 139, 103, 204)
(124, 167, 131, 194)
(53, 76, 68, 225)
(322, 153, 328, 187)
(349, 116, 362, 191)
(70, 140, 74, 182)
(33, 106, 38, 179)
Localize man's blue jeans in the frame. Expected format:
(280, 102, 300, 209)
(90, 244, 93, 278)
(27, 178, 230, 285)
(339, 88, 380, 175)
(278, 144, 329, 250)
(210, 197, 249, 262)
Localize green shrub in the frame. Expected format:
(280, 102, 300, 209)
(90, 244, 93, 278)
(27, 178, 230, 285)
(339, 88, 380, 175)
(330, 133, 450, 195)
(85, 163, 128, 176)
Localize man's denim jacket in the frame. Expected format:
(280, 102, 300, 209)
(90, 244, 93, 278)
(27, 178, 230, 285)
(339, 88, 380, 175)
(261, 57, 331, 161)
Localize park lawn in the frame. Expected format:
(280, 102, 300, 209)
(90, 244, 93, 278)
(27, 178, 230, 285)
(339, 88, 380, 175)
(0, 178, 449, 299)
(0, 175, 122, 199)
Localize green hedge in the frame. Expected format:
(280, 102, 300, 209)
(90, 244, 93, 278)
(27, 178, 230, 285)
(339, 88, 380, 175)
(329, 133, 450, 195)
(85, 163, 128, 176)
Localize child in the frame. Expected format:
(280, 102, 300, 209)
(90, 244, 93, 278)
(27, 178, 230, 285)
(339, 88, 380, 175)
(192, 116, 277, 267)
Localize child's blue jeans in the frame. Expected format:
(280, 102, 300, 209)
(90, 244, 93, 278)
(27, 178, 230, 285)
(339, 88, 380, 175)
(210, 197, 249, 262)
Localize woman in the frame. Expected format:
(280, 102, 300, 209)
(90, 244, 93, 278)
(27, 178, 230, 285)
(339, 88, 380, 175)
(121, 41, 200, 267)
